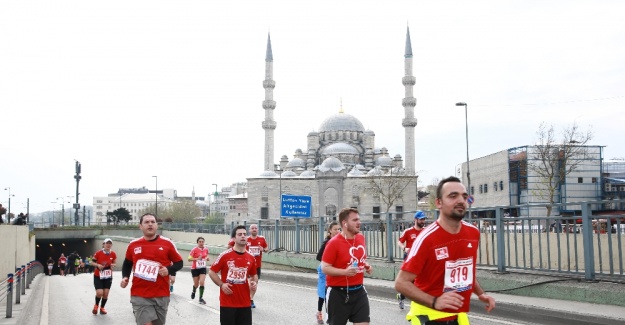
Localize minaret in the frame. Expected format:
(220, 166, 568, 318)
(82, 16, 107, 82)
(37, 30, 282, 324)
(262, 33, 277, 171)
(402, 26, 417, 174)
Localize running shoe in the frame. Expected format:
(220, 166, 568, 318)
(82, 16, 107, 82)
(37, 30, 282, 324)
(316, 311, 324, 325)
(399, 299, 405, 310)
(199, 298, 206, 305)
(191, 291, 195, 299)
(100, 307, 107, 315)
(251, 300, 256, 308)
(92, 304, 98, 315)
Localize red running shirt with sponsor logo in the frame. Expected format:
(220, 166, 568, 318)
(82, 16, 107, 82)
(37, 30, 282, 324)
(93, 250, 117, 279)
(189, 246, 209, 269)
(228, 236, 268, 268)
(321, 233, 367, 287)
(399, 227, 424, 251)
(210, 249, 257, 308)
(125, 235, 183, 298)
(401, 220, 480, 313)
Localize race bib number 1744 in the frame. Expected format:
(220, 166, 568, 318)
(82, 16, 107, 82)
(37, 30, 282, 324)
(134, 259, 160, 282)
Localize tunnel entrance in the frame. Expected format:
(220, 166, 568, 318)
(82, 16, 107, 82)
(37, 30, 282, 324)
(35, 238, 99, 275)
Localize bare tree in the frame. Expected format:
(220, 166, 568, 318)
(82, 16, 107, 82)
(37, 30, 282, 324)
(529, 122, 593, 217)
(366, 167, 418, 216)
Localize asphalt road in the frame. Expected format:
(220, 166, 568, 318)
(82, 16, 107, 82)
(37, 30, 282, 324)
(18, 270, 543, 325)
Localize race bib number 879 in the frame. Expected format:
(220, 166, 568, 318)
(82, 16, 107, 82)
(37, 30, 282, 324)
(134, 259, 160, 282)
(443, 258, 473, 293)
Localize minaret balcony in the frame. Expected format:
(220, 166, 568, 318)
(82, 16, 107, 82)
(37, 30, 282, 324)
(263, 80, 276, 89)
(262, 120, 277, 129)
(402, 76, 416, 86)
(402, 97, 416, 107)
(402, 117, 417, 127)
(262, 100, 276, 109)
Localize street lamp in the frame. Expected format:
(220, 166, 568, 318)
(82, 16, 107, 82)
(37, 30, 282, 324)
(4, 187, 14, 224)
(212, 184, 218, 217)
(152, 176, 158, 217)
(455, 102, 471, 206)
(55, 197, 66, 226)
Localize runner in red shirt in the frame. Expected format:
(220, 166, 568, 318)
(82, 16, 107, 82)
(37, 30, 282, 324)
(226, 223, 268, 308)
(188, 236, 210, 304)
(322, 208, 373, 325)
(209, 225, 258, 325)
(58, 253, 67, 276)
(395, 210, 427, 309)
(91, 238, 117, 315)
(120, 213, 183, 325)
(395, 176, 495, 324)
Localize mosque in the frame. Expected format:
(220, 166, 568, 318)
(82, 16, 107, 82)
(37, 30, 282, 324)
(246, 28, 419, 221)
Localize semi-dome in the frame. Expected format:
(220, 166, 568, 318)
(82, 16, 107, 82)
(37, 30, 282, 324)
(259, 170, 278, 177)
(322, 143, 359, 155)
(318, 157, 345, 172)
(347, 166, 365, 177)
(300, 170, 316, 178)
(286, 158, 306, 168)
(367, 166, 384, 176)
(318, 112, 365, 133)
(281, 171, 297, 177)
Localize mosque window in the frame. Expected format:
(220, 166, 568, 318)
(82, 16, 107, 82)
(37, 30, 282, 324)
(373, 206, 380, 219)
(396, 206, 404, 219)
(352, 185, 360, 196)
(304, 186, 311, 195)
(262, 187, 268, 198)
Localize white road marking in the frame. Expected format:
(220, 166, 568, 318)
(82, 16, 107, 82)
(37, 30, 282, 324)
(179, 297, 220, 315)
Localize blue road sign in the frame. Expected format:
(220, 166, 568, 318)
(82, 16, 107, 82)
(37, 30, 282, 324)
(467, 195, 474, 204)
(281, 194, 312, 218)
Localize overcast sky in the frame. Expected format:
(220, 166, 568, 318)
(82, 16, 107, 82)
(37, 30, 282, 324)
(1, 1, 624, 214)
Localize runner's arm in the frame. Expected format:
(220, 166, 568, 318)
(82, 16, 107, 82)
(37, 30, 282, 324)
(167, 260, 183, 276)
(321, 261, 356, 277)
(121, 258, 133, 278)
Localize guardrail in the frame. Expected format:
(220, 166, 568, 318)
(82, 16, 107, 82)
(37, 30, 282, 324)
(1, 261, 43, 319)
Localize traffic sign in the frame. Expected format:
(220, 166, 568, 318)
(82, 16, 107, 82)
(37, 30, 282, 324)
(467, 196, 474, 204)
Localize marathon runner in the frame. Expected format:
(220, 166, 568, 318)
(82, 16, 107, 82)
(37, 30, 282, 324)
(92, 238, 117, 315)
(189, 236, 209, 304)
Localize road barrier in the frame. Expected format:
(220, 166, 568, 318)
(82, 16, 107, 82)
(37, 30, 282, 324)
(1, 261, 43, 318)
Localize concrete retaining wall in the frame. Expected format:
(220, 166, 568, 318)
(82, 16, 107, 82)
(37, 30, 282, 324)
(0, 226, 35, 281)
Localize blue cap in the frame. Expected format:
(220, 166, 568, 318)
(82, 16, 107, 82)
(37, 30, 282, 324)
(414, 211, 426, 219)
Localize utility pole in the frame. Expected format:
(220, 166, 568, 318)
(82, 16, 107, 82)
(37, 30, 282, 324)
(74, 161, 81, 226)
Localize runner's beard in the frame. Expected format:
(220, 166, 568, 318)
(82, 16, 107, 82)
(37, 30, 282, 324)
(451, 206, 466, 221)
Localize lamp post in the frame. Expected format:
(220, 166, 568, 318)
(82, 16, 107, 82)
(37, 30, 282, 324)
(455, 102, 472, 208)
(55, 197, 65, 226)
(212, 184, 218, 218)
(4, 187, 13, 224)
(152, 176, 158, 217)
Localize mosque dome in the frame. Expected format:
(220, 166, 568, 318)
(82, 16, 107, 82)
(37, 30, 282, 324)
(322, 143, 359, 155)
(376, 155, 393, 167)
(286, 158, 306, 169)
(318, 157, 345, 172)
(367, 166, 384, 176)
(319, 112, 365, 133)
(281, 171, 298, 177)
(300, 170, 316, 178)
(308, 131, 319, 136)
(364, 129, 375, 136)
(347, 166, 365, 177)
(259, 170, 278, 177)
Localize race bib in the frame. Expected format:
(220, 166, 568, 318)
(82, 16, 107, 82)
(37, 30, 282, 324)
(226, 266, 248, 284)
(443, 258, 474, 293)
(196, 259, 206, 269)
(134, 259, 160, 282)
(248, 246, 261, 256)
(100, 269, 113, 280)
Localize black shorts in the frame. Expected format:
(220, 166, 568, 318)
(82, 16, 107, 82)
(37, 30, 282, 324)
(191, 268, 207, 277)
(326, 286, 370, 325)
(59, 263, 65, 270)
(220, 306, 252, 325)
(93, 276, 113, 290)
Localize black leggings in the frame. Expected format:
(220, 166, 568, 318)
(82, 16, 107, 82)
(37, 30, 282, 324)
(317, 297, 325, 311)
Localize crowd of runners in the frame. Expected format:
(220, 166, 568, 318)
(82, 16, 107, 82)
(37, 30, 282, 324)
(48, 176, 494, 325)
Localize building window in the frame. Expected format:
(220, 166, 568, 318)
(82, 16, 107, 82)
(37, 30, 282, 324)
(96, 200, 102, 203)
(499, 181, 504, 191)
(260, 207, 268, 219)
(494, 182, 498, 192)
(470, 186, 474, 195)
(396, 206, 403, 219)
(578, 177, 583, 183)
(479, 185, 483, 194)
(592, 177, 597, 183)
(373, 206, 381, 219)
(484, 184, 488, 193)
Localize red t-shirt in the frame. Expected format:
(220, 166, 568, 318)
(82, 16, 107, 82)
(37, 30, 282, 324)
(210, 248, 257, 308)
(93, 249, 117, 279)
(399, 227, 424, 251)
(401, 220, 480, 313)
(228, 236, 268, 268)
(321, 233, 367, 287)
(125, 235, 183, 298)
(58, 257, 67, 264)
(189, 246, 209, 270)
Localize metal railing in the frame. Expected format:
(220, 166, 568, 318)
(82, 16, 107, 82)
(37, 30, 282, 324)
(1, 261, 43, 319)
